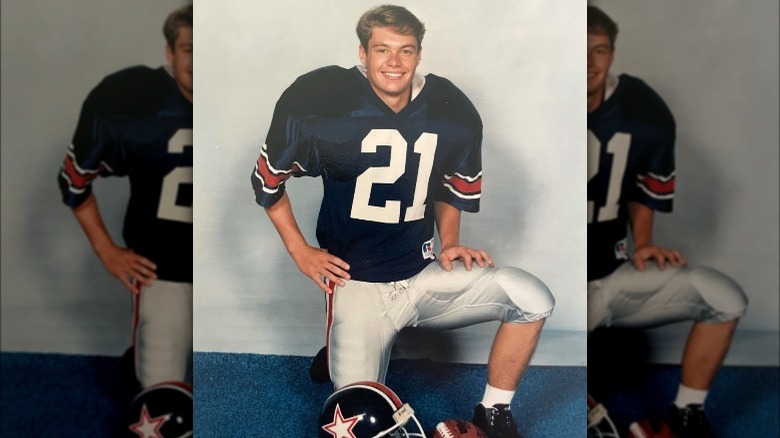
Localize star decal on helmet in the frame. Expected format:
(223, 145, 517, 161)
(129, 403, 169, 438)
(321, 403, 364, 438)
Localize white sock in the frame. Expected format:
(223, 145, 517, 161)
(481, 384, 515, 408)
(674, 384, 708, 408)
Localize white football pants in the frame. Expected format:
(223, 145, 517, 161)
(132, 280, 193, 388)
(326, 262, 555, 389)
(587, 262, 748, 332)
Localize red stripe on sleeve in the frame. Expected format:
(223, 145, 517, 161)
(256, 156, 299, 189)
(445, 175, 482, 195)
(63, 155, 101, 189)
(638, 174, 675, 195)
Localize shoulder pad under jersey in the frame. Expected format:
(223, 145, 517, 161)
(84, 66, 171, 118)
(424, 74, 483, 131)
(617, 74, 676, 130)
(278, 65, 361, 119)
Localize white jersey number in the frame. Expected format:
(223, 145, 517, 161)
(351, 129, 437, 224)
(588, 130, 630, 223)
(157, 128, 193, 223)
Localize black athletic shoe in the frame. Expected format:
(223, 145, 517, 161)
(666, 404, 715, 437)
(472, 403, 523, 438)
(309, 346, 331, 384)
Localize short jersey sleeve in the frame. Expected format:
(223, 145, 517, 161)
(621, 75, 676, 213)
(630, 127, 675, 212)
(251, 91, 321, 208)
(251, 67, 356, 208)
(426, 75, 483, 213)
(57, 66, 167, 208)
(434, 127, 482, 213)
(57, 78, 129, 208)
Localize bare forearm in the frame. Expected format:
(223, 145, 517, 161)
(434, 201, 493, 270)
(628, 201, 686, 270)
(71, 192, 157, 292)
(264, 192, 309, 254)
(434, 201, 461, 250)
(628, 201, 654, 248)
(264, 191, 350, 291)
(72, 192, 116, 255)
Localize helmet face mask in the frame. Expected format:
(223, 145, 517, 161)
(319, 381, 426, 438)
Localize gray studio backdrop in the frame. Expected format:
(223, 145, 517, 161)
(2, 0, 776, 367)
(193, 0, 588, 366)
(589, 0, 779, 364)
(1, 1, 191, 355)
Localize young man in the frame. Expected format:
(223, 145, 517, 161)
(251, 5, 554, 438)
(57, 2, 193, 424)
(587, 6, 748, 437)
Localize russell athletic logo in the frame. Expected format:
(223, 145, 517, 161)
(422, 238, 435, 260)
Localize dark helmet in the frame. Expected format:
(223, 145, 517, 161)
(319, 381, 426, 438)
(126, 381, 192, 438)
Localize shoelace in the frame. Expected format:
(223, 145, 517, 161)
(679, 406, 710, 432)
(486, 406, 516, 431)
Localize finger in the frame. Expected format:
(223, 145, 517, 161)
(462, 252, 473, 271)
(120, 276, 141, 294)
(656, 253, 666, 270)
(134, 255, 157, 271)
(326, 264, 351, 281)
(440, 255, 453, 272)
(472, 251, 486, 268)
(481, 251, 495, 267)
(132, 264, 158, 281)
(330, 256, 350, 271)
(311, 275, 333, 294)
(130, 267, 156, 286)
(325, 272, 346, 288)
(633, 255, 645, 271)
(667, 251, 679, 268)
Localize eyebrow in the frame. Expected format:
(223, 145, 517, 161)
(372, 42, 417, 50)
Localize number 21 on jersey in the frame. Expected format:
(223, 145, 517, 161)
(588, 130, 630, 224)
(157, 128, 193, 223)
(351, 129, 437, 224)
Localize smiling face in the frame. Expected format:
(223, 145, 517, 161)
(166, 26, 193, 102)
(359, 26, 421, 113)
(587, 31, 614, 112)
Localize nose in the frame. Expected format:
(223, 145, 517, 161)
(387, 51, 401, 66)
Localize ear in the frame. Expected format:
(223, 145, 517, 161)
(358, 44, 367, 66)
(165, 44, 174, 66)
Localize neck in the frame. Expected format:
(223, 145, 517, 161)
(587, 89, 603, 113)
(376, 88, 411, 113)
(178, 86, 193, 103)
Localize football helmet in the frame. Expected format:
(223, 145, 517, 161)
(319, 381, 426, 438)
(126, 381, 193, 438)
(587, 393, 619, 438)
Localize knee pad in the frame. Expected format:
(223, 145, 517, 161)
(496, 266, 555, 319)
(688, 266, 748, 322)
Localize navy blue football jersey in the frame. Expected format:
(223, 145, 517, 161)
(58, 66, 193, 283)
(588, 74, 675, 281)
(252, 66, 482, 282)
